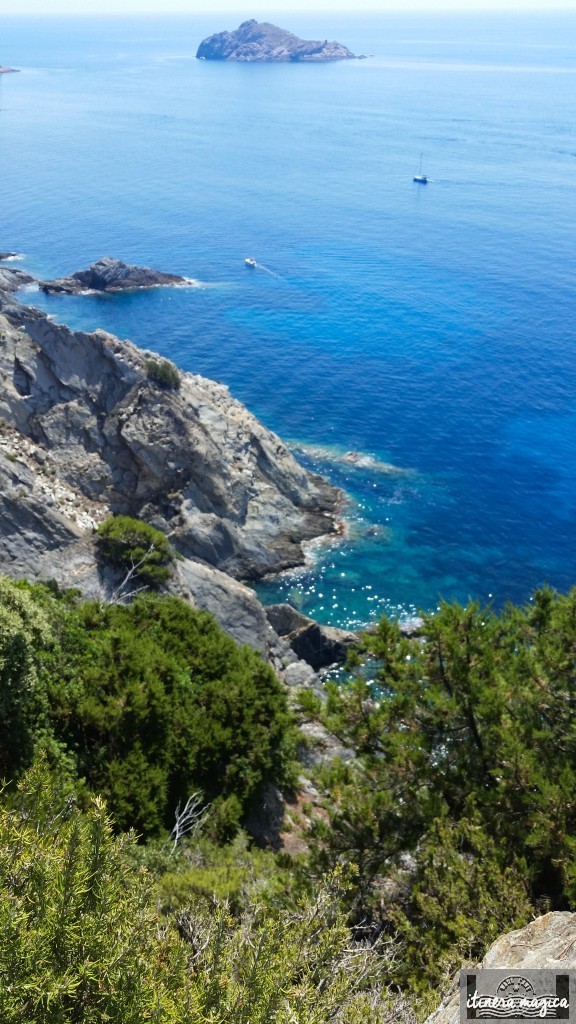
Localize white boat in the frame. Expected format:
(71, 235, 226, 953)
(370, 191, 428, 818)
(245, 257, 256, 267)
(413, 153, 428, 184)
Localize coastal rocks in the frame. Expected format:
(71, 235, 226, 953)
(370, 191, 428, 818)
(175, 557, 270, 652)
(0, 449, 83, 577)
(197, 20, 356, 62)
(40, 257, 191, 294)
(425, 913, 576, 1024)
(265, 602, 358, 670)
(283, 660, 317, 689)
(0, 292, 340, 585)
(0, 266, 36, 292)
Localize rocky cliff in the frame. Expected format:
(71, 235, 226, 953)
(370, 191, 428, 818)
(0, 278, 340, 653)
(196, 20, 356, 62)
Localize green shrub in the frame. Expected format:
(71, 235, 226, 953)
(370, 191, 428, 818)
(151, 832, 289, 915)
(96, 514, 176, 587)
(0, 576, 296, 841)
(145, 358, 180, 390)
(0, 763, 414, 1024)
(44, 593, 295, 837)
(0, 576, 54, 776)
(0, 760, 189, 1023)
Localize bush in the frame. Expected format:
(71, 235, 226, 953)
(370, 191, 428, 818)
(0, 576, 296, 842)
(44, 593, 296, 837)
(145, 358, 180, 390)
(0, 762, 415, 1024)
(96, 514, 176, 587)
(0, 577, 54, 776)
(0, 760, 189, 1023)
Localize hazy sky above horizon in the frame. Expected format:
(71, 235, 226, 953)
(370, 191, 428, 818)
(3, 0, 572, 14)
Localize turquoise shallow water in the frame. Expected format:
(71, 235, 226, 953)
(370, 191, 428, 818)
(2, 12, 576, 628)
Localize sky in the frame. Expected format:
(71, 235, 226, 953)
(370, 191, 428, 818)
(3, 0, 573, 13)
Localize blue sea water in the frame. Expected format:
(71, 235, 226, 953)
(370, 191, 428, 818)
(2, 11, 576, 628)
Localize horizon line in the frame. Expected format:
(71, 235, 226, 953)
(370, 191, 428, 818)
(2, 6, 574, 14)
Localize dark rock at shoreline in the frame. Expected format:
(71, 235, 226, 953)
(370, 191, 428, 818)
(40, 257, 189, 295)
(197, 20, 356, 62)
(265, 603, 358, 670)
(0, 253, 21, 261)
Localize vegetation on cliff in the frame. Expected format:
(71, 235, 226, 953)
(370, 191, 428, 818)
(96, 514, 178, 587)
(308, 588, 576, 994)
(0, 575, 295, 838)
(0, 761, 409, 1024)
(4, 576, 576, 1018)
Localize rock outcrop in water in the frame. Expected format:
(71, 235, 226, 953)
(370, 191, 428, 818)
(196, 20, 356, 62)
(40, 256, 191, 294)
(0, 257, 191, 296)
(0, 282, 340, 651)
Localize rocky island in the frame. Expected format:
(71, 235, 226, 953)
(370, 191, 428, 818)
(196, 20, 356, 62)
(39, 256, 193, 294)
(0, 256, 194, 296)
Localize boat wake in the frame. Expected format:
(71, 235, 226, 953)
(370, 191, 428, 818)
(245, 258, 281, 278)
(257, 264, 281, 278)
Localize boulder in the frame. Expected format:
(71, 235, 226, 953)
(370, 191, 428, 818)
(175, 557, 270, 652)
(197, 20, 356, 62)
(283, 660, 317, 689)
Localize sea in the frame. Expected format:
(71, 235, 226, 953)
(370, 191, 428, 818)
(2, 10, 576, 630)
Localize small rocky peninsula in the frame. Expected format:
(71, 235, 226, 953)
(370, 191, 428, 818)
(0, 256, 192, 296)
(0, 256, 342, 667)
(196, 20, 356, 62)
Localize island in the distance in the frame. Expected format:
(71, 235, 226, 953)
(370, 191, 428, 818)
(196, 19, 357, 62)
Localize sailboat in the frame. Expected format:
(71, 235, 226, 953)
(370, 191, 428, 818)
(413, 153, 428, 184)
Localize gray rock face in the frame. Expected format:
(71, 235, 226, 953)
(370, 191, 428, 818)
(197, 20, 356, 62)
(175, 557, 270, 652)
(40, 257, 189, 294)
(425, 913, 576, 1024)
(0, 292, 340, 594)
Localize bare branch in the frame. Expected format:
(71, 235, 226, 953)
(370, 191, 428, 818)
(170, 792, 210, 853)
(107, 543, 156, 605)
